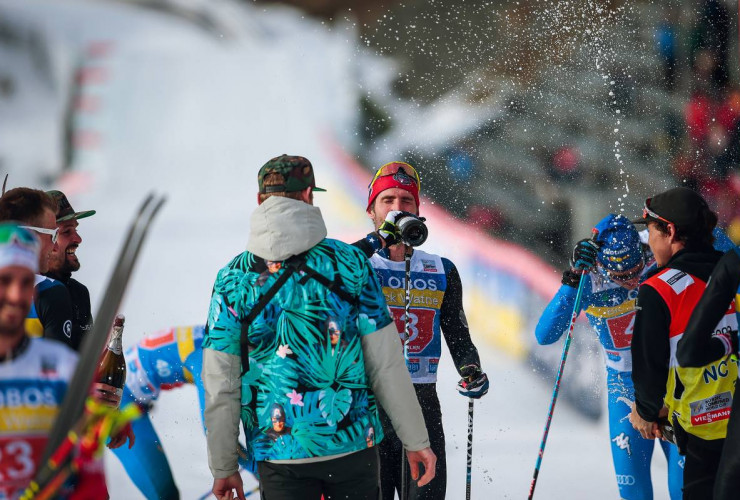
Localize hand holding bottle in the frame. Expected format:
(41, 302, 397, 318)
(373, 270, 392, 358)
(93, 315, 127, 408)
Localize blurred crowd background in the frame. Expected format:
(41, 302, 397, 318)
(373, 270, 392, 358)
(354, 0, 740, 264)
(3, 0, 737, 269)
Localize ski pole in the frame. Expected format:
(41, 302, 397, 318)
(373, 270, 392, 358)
(528, 229, 598, 500)
(400, 248, 413, 500)
(465, 398, 474, 500)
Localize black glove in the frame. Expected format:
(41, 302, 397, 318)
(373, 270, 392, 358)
(456, 364, 489, 399)
(570, 238, 601, 271)
(561, 269, 582, 288)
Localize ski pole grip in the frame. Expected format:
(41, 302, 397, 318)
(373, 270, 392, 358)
(590, 228, 599, 241)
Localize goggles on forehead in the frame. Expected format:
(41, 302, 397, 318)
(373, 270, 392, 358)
(20, 225, 58, 244)
(642, 200, 673, 225)
(369, 162, 421, 190)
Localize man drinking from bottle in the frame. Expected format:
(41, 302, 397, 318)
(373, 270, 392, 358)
(366, 161, 489, 500)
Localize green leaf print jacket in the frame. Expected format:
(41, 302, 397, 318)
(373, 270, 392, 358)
(203, 196, 429, 478)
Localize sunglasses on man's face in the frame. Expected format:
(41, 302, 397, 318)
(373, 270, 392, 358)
(21, 225, 59, 244)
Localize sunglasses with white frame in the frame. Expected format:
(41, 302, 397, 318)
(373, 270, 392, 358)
(20, 225, 59, 244)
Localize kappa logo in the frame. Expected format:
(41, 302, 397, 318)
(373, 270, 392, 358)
(611, 432, 631, 456)
(63, 320, 72, 339)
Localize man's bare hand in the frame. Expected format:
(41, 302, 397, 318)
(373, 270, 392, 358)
(213, 472, 245, 500)
(91, 382, 122, 407)
(629, 403, 660, 440)
(107, 422, 135, 449)
(406, 447, 436, 487)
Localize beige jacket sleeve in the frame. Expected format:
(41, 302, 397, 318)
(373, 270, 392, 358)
(362, 322, 430, 451)
(202, 347, 243, 479)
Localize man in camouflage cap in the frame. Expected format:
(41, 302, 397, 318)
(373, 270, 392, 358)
(257, 154, 326, 203)
(204, 154, 435, 500)
(44, 190, 96, 351)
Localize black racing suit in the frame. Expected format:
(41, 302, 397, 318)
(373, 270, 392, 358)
(45, 271, 94, 351)
(368, 247, 481, 500)
(678, 247, 740, 500)
(27, 275, 75, 347)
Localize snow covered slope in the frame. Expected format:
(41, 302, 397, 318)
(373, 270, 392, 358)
(0, 0, 673, 497)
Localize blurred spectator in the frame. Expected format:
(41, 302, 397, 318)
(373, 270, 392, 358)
(716, 87, 740, 131)
(691, 0, 730, 91)
(445, 141, 475, 182)
(685, 89, 713, 144)
(701, 178, 737, 226)
(546, 145, 581, 182)
(467, 204, 506, 232)
(672, 140, 708, 191)
(655, 20, 678, 91)
(706, 123, 733, 178)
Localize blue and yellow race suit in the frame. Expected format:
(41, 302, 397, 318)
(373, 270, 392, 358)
(535, 261, 683, 500)
(112, 325, 250, 500)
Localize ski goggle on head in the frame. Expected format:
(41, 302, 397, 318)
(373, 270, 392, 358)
(20, 225, 58, 244)
(0, 223, 41, 274)
(368, 162, 421, 191)
(641, 200, 673, 225)
(599, 261, 644, 285)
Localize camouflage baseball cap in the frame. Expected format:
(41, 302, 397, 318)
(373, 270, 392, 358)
(258, 154, 326, 194)
(46, 190, 96, 223)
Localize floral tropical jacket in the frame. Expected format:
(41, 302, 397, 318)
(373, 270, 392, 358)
(204, 238, 393, 461)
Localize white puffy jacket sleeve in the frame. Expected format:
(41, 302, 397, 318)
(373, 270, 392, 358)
(203, 347, 242, 478)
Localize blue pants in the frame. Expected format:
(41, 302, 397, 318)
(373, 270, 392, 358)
(113, 390, 180, 500)
(607, 371, 683, 500)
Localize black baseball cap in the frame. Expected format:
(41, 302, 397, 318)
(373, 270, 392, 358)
(632, 187, 709, 228)
(46, 190, 96, 223)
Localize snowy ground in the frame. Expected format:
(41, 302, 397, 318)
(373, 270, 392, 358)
(0, 0, 674, 497)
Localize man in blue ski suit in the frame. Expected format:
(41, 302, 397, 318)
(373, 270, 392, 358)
(112, 325, 252, 499)
(535, 214, 683, 500)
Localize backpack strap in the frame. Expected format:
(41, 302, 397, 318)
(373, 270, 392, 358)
(294, 259, 357, 305)
(238, 258, 300, 375)
(238, 251, 358, 375)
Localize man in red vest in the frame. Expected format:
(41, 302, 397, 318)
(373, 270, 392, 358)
(629, 187, 736, 499)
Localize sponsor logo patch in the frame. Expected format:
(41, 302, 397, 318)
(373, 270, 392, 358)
(616, 474, 636, 486)
(421, 259, 438, 272)
(659, 269, 694, 294)
(690, 391, 733, 426)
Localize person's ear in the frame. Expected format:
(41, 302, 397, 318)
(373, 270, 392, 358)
(301, 187, 313, 205)
(667, 223, 677, 242)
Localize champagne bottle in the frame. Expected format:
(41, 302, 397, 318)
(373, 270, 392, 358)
(96, 314, 127, 406)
